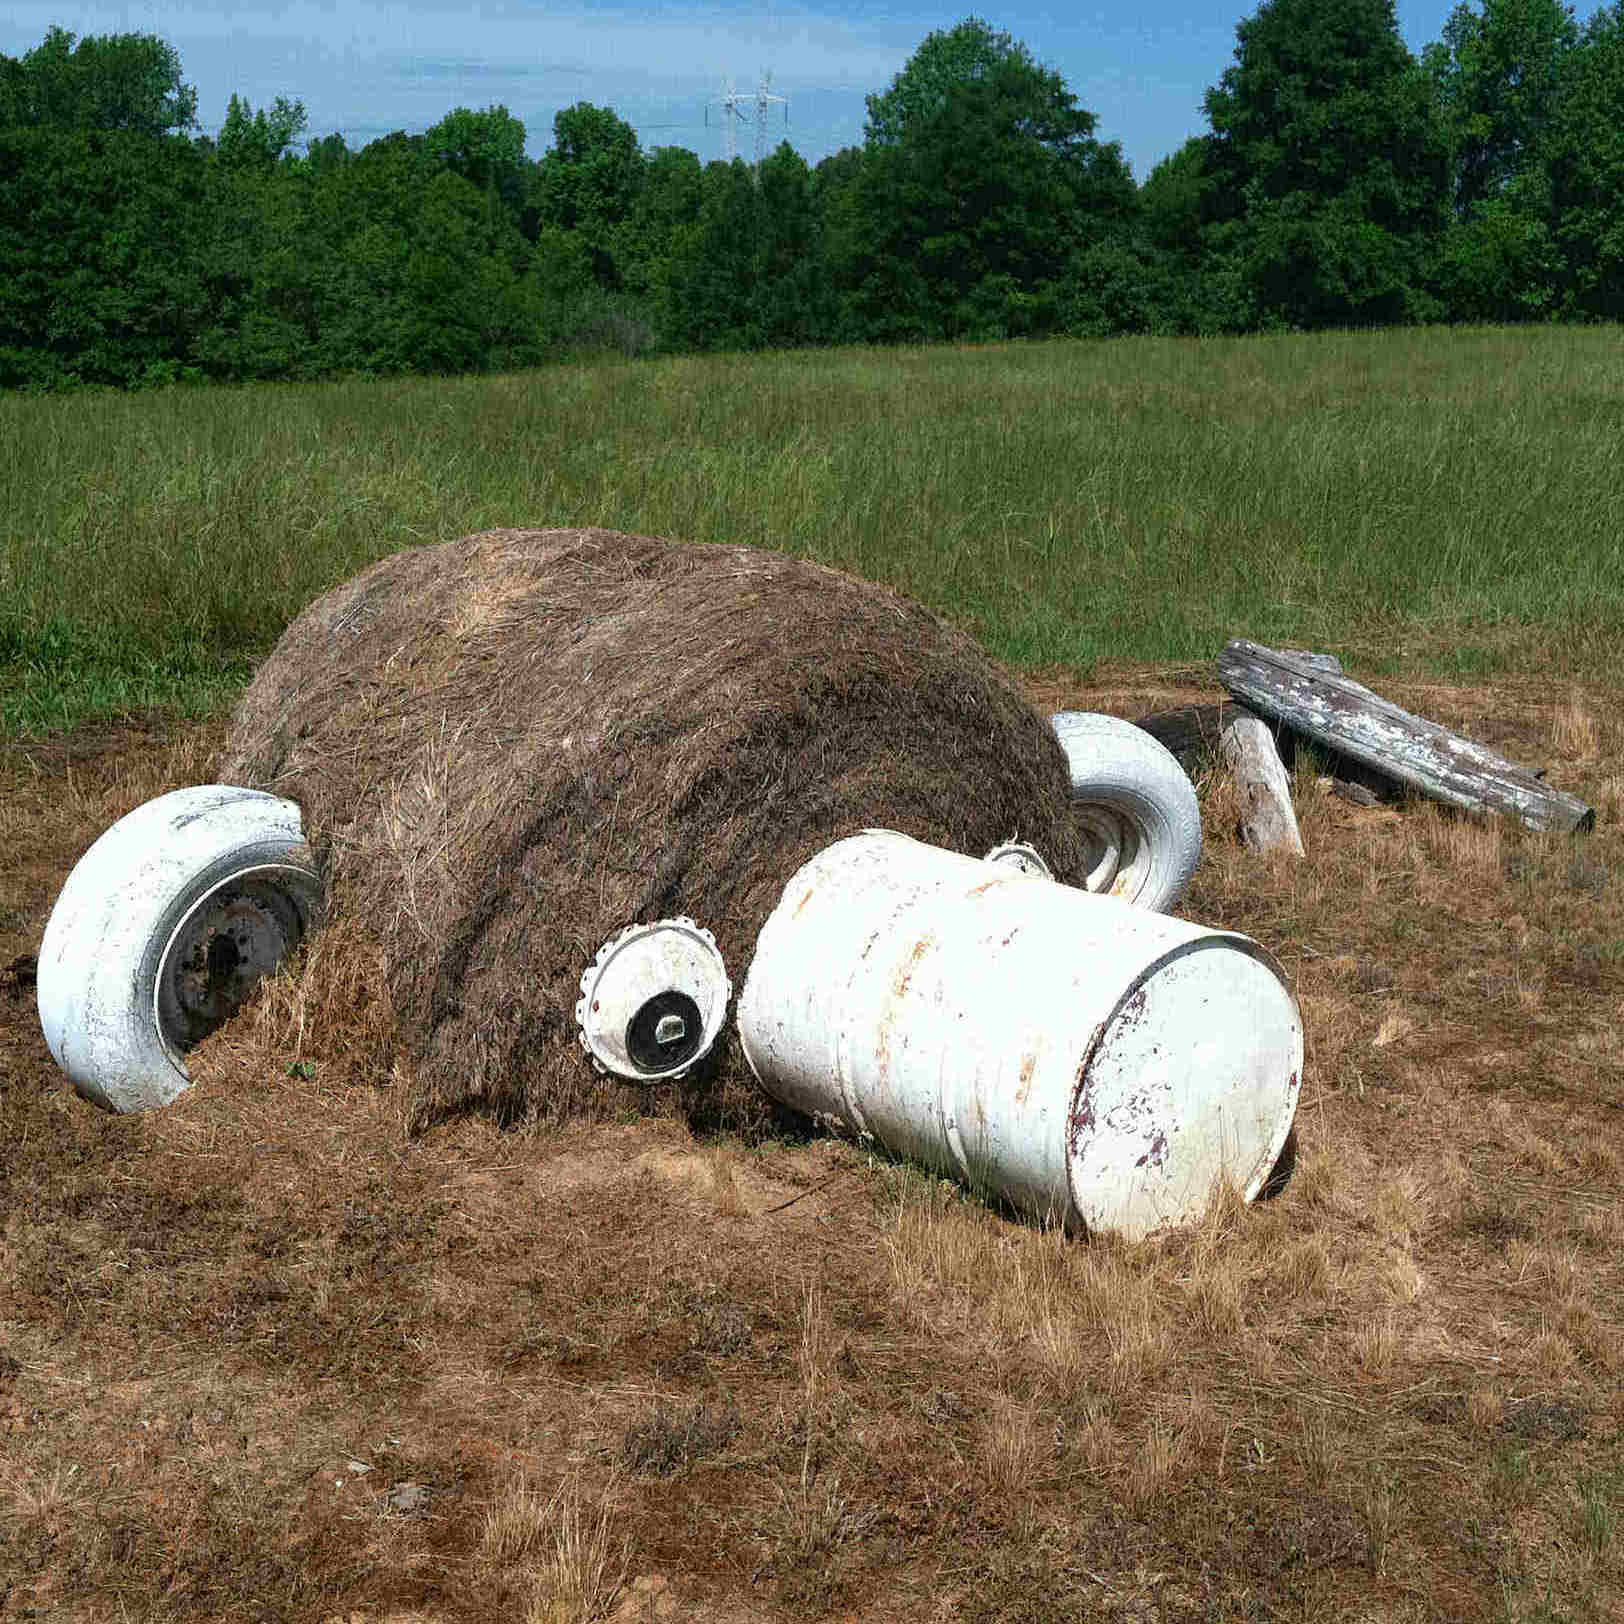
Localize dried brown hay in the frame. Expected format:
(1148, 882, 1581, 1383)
(217, 527, 1092, 1133)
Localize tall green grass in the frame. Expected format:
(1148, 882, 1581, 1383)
(3, 325, 1622, 735)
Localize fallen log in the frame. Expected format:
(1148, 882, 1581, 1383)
(1217, 640, 1594, 834)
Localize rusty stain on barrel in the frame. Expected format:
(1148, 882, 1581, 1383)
(738, 831, 1303, 1241)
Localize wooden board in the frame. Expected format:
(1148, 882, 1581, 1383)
(1217, 639, 1594, 834)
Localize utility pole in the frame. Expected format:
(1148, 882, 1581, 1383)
(708, 71, 788, 171)
(708, 75, 743, 163)
(750, 71, 788, 170)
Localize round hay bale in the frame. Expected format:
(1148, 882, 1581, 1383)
(219, 528, 1093, 1131)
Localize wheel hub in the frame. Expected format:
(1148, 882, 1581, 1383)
(158, 874, 314, 1052)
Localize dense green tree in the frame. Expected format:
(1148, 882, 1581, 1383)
(1140, 137, 1211, 253)
(26, 6, 1624, 391)
(1131, 136, 1254, 332)
(618, 144, 705, 297)
(662, 145, 837, 350)
(1425, 0, 1579, 213)
(273, 134, 428, 375)
(189, 121, 552, 380)
(1430, 192, 1563, 317)
(1419, 0, 1579, 315)
(526, 225, 596, 330)
(298, 133, 542, 375)
(661, 160, 762, 349)
(864, 15, 1028, 145)
(813, 147, 873, 338)
(813, 145, 865, 193)
(424, 103, 528, 211)
(0, 128, 209, 386)
(215, 92, 308, 169)
(752, 143, 836, 344)
(1548, 0, 1624, 314)
(530, 103, 643, 284)
(302, 131, 354, 174)
(0, 25, 196, 134)
(839, 23, 1135, 340)
(192, 156, 316, 378)
(1203, 0, 1451, 326)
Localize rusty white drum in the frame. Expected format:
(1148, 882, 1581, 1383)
(737, 830, 1301, 1241)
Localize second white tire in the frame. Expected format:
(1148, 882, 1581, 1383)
(1049, 712, 1202, 913)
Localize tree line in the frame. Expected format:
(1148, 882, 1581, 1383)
(2, 2, 1621, 390)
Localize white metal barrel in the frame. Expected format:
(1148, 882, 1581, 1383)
(737, 830, 1302, 1241)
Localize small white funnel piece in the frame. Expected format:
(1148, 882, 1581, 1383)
(576, 918, 731, 1081)
(983, 841, 1053, 879)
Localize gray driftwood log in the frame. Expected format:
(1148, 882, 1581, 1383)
(1220, 715, 1305, 856)
(1217, 639, 1594, 834)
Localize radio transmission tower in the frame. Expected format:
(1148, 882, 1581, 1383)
(709, 75, 743, 163)
(708, 71, 787, 170)
(750, 71, 788, 168)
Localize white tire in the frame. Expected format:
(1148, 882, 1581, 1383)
(1050, 712, 1202, 913)
(37, 786, 323, 1113)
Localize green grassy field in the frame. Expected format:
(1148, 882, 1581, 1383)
(3, 324, 1621, 735)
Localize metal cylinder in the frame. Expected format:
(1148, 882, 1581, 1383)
(737, 830, 1302, 1241)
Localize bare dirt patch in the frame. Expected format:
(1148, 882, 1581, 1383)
(5, 663, 1624, 1622)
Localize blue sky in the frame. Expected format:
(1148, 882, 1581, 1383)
(6, 1, 1467, 182)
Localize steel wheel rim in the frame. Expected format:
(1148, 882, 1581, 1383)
(153, 866, 317, 1058)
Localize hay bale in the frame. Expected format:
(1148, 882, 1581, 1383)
(220, 528, 1092, 1131)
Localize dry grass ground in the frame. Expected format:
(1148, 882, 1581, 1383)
(4, 665, 1624, 1622)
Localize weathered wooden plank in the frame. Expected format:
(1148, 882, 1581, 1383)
(1135, 686, 1396, 804)
(1221, 715, 1305, 856)
(1217, 639, 1594, 834)
(1278, 650, 1344, 676)
(1133, 654, 1339, 772)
